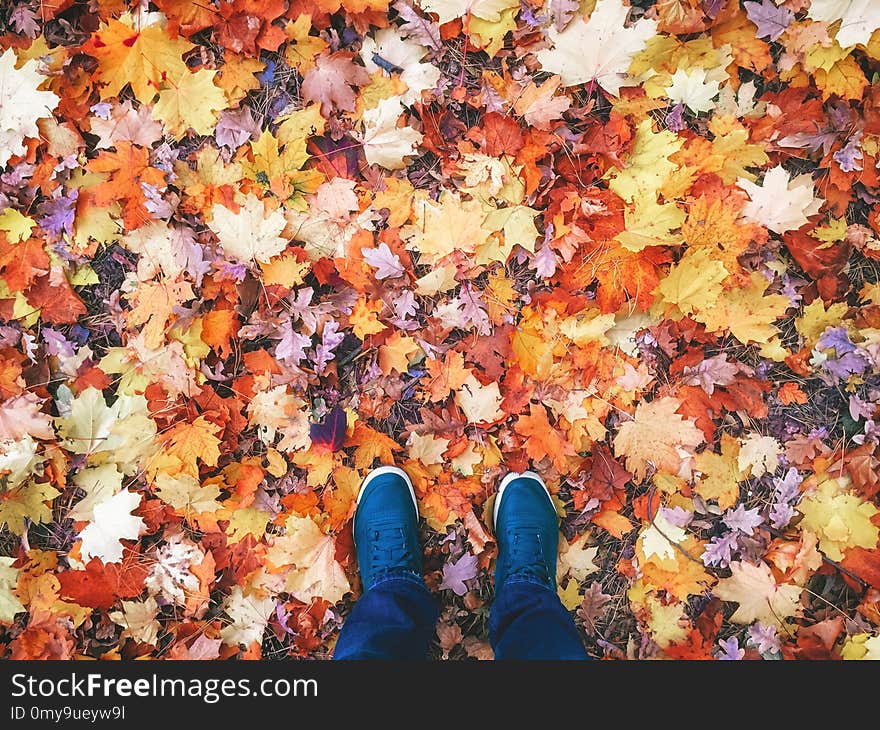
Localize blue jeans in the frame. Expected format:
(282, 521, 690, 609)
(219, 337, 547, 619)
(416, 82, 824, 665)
(334, 570, 588, 660)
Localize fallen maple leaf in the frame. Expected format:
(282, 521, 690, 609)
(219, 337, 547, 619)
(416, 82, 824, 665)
(613, 397, 705, 481)
(0, 48, 60, 168)
(737, 165, 823, 234)
(209, 193, 288, 266)
(714, 560, 802, 627)
(536, 0, 657, 94)
(514, 403, 577, 471)
(78, 489, 145, 564)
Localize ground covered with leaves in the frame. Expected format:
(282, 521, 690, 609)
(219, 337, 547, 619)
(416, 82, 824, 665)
(1, 0, 880, 661)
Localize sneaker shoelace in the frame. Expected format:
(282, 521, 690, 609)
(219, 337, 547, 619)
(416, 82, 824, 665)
(506, 528, 550, 583)
(369, 524, 414, 575)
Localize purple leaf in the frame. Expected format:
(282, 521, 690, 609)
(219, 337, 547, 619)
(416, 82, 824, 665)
(276, 324, 311, 365)
(817, 326, 856, 355)
(532, 243, 558, 278)
(849, 394, 875, 422)
(37, 192, 77, 238)
(744, 0, 793, 41)
(702, 0, 723, 19)
(833, 132, 864, 173)
(665, 102, 686, 132)
(313, 320, 345, 374)
(702, 532, 739, 567)
(722, 505, 764, 536)
(10, 5, 40, 38)
(310, 404, 347, 452)
(362, 242, 405, 280)
(42, 328, 75, 358)
(681, 353, 740, 395)
(439, 552, 478, 596)
(393, 0, 441, 50)
(747, 623, 781, 654)
(716, 636, 744, 660)
(823, 351, 869, 380)
(215, 107, 260, 151)
(548, 0, 579, 32)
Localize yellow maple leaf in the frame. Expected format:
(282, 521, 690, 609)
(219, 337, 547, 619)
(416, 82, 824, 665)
(511, 306, 557, 380)
(813, 54, 868, 101)
(698, 271, 790, 349)
(841, 633, 880, 660)
(681, 196, 753, 275)
(403, 192, 489, 265)
(209, 193, 288, 266)
(480, 205, 539, 263)
(605, 118, 683, 202)
(557, 533, 600, 583)
(152, 69, 226, 139)
(615, 197, 685, 252)
(0, 209, 35, 243)
(215, 52, 264, 107)
(0, 480, 59, 536)
(613, 397, 705, 481)
(454, 373, 505, 425)
(223, 506, 271, 544)
(242, 130, 324, 203)
(656, 248, 728, 317)
(799, 476, 880, 561)
(349, 298, 387, 339)
(709, 117, 769, 184)
(469, 6, 518, 57)
(558, 579, 582, 611)
(83, 16, 193, 104)
(379, 332, 421, 375)
(795, 298, 848, 347)
(125, 280, 195, 349)
(0, 557, 25, 624)
(693, 434, 741, 510)
(153, 472, 222, 516)
(644, 595, 689, 648)
(284, 15, 328, 73)
(714, 560, 802, 627)
(639, 538, 714, 600)
(159, 416, 221, 478)
(266, 515, 350, 604)
(276, 105, 326, 147)
(259, 253, 311, 288)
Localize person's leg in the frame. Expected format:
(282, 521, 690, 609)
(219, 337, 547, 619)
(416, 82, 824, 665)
(489, 471, 589, 660)
(334, 570, 438, 659)
(489, 576, 588, 660)
(333, 466, 437, 660)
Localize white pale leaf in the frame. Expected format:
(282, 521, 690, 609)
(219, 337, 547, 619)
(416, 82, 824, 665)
(535, 0, 657, 94)
(78, 489, 145, 564)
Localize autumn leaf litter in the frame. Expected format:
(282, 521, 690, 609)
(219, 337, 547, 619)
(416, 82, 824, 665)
(0, 0, 880, 660)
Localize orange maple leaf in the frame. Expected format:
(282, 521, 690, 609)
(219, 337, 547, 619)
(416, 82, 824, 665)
(87, 142, 167, 230)
(514, 403, 577, 472)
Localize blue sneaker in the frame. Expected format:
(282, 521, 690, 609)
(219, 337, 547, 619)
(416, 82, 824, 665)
(492, 470, 559, 590)
(354, 466, 421, 591)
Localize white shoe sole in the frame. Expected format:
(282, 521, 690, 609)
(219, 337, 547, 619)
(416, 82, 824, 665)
(356, 465, 418, 515)
(492, 470, 553, 529)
